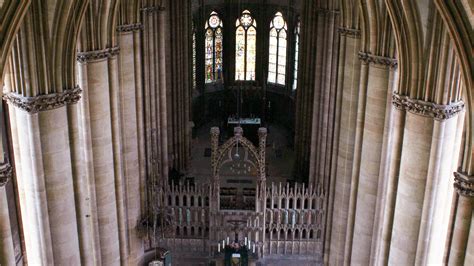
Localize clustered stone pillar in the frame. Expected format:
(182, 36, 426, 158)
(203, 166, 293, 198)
(142, 4, 169, 184)
(4, 83, 82, 266)
(77, 48, 122, 265)
(293, 5, 342, 259)
(307, 8, 340, 190)
(350, 53, 396, 265)
(2, 12, 83, 262)
(294, 0, 317, 179)
(327, 26, 361, 266)
(117, 22, 146, 265)
(448, 172, 473, 265)
(165, 0, 192, 173)
(387, 95, 465, 265)
(0, 164, 15, 265)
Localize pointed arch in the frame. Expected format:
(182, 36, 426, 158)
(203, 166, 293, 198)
(205, 11, 224, 83)
(235, 10, 257, 81)
(268, 12, 287, 85)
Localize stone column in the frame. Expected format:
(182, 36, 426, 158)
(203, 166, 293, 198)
(294, 0, 318, 178)
(374, 68, 403, 266)
(117, 22, 145, 264)
(328, 27, 361, 266)
(388, 95, 464, 265)
(465, 212, 474, 264)
(164, 0, 191, 173)
(3, 89, 82, 265)
(448, 172, 473, 265)
(142, 5, 169, 184)
(77, 48, 122, 265)
(0, 165, 15, 265)
(350, 53, 396, 265)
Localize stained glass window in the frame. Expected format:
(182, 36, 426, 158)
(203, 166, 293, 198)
(235, 10, 257, 81)
(268, 12, 287, 85)
(293, 20, 300, 90)
(205, 12, 223, 83)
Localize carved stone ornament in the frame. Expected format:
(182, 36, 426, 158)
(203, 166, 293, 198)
(117, 23, 143, 32)
(392, 93, 464, 121)
(454, 172, 474, 197)
(3, 86, 82, 114)
(358, 52, 398, 68)
(316, 9, 340, 15)
(0, 163, 13, 187)
(141, 6, 165, 14)
(77, 46, 120, 63)
(338, 27, 361, 38)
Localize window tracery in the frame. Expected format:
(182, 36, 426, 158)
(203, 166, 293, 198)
(235, 10, 257, 81)
(268, 12, 287, 85)
(205, 11, 223, 83)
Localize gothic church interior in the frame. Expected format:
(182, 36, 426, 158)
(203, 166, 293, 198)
(0, 0, 472, 265)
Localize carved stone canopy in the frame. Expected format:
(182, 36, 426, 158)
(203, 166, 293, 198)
(3, 86, 82, 114)
(211, 126, 267, 182)
(454, 171, 474, 197)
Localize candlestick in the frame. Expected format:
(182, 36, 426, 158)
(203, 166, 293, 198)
(218, 243, 221, 252)
(227, 237, 229, 245)
(222, 240, 225, 248)
(245, 237, 247, 246)
(253, 244, 255, 253)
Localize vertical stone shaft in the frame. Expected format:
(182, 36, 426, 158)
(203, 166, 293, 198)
(388, 113, 433, 265)
(308, 12, 327, 184)
(5, 28, 82, 266)
(159, 7, 170, 181)
(448, 168, 474, 266)
(0, 188, 15, 265)
(464, 215, 474, 264)
(76, 63, 102, 265)
(109, 52, 129, 265)
(118, 25, 145, 264)
(374, 68, 402, 266)
(448, 195, 473, 265)
(351, 62, 390, 265)
(328, 29, 361, 266)
(81, 58, 121, 264)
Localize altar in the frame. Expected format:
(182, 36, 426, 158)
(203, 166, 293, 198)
(227, 117, 261, 145)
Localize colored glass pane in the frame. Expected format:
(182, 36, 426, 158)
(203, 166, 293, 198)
(205, 11, 223, 83)
(235, 10, 257, 81)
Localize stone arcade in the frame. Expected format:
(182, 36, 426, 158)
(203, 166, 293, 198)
(0, 0, 472, 265)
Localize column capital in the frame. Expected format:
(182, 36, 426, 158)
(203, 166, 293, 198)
(358, 51, 398, 68)
(116, 23, 143, 32)
(338, 27, 361, 38)
(392, 93, 464, 121)
(0, 163, 12, 187)
(76, 46, 120, 63)
(454, 171, 474, 197)
(140, 6, 165, 14)
(3, 86, 82, 114)
(316, 9, 340, 15)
